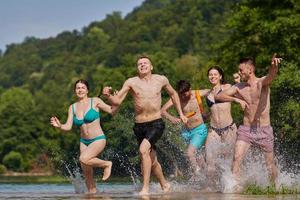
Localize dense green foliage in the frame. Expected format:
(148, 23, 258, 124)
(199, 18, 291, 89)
(0, 165, 6, 174)
(0, 0, 299, 175)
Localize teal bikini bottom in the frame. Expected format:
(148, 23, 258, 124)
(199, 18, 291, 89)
(80, 134, 106, 146)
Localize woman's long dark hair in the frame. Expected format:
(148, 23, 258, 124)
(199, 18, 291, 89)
(74, 79, 89, 91)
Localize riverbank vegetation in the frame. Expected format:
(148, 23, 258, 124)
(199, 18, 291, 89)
(0, 0, 299, 178)
(244, 184, 299, 195)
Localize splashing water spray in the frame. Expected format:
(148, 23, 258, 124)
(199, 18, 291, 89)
(106, 149, 140, 190)
(63, 160, 86, 194)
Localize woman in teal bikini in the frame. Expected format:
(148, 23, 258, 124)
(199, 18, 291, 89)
(50, 79, 117, 194)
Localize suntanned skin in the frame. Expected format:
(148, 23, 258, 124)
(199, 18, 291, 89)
(216, 54, 282, 190)
(50, 82, 117, 194)
(162, 90, 204, 129)
(201, 68, 238, 190)
(207, 69, 235, 129)
(103, 57, 187, 195)
(161, 89, 206, 173)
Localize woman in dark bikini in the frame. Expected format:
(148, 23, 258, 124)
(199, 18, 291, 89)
(203, 66, 237, 190)
(50, 79, 117, 193)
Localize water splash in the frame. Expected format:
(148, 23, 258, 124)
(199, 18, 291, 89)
(162, 121, 300, 194)
(63, 160, 86, 194)
(106, 149, 140, 190)
(221, 148, 300, 193)
(244, 150, 299, 189)
(160, 122, 192, 177)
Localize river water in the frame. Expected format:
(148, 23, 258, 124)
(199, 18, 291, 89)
(0, 182, 299, 200)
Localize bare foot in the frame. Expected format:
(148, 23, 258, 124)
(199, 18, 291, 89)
(102, 161, 112, 181)
(139, 189, 149, 195)
(162, 182, 171, 193)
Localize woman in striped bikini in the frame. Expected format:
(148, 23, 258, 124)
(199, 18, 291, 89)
(204, 66, 238, 190)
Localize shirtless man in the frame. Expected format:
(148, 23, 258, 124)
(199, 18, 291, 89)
(216, 54, 282, 190)
(102, 56, 187, 195)
(161, 80, 208, 174)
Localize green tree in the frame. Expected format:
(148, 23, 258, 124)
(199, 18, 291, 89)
(0, 88, 41, 171)
(3, 151, 24, 171)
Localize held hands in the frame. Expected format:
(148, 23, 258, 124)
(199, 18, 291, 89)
(102, 86, 113, 97)
(170, 117, 182, 124)
(50, 116, 61, 128)
(179, 114, 188, 124)
(271, 53, 283, 67)
(233, 73, 241, 83)
(235, 98, 249, 111)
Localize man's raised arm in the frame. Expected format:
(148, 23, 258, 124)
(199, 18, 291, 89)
(262, 53, 282, 86)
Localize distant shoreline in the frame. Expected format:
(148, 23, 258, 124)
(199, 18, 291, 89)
(0, 174, 68, 184)
(0, 175, 133, 183)
(1, 172, 53, 176)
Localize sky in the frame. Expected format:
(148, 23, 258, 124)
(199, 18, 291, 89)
(0, 0, 144, 51)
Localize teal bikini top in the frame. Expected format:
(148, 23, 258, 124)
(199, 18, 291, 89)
(72, 98, 100, 126)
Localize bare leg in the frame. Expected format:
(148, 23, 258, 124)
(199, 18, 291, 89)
(79, 140, 112, 184)
(221, 125, 237, 160)
(187, 145, 199, 173)
(205, 130, 222, 189)
(81, 164, 96, 193)
(150, 150, 170, 192)
(139, 139, 152, 195)
(197, 152, 206, 171)
(80, 144, 96, 193)
(264, 151, 278, 187)
(232, 140, 251, 186)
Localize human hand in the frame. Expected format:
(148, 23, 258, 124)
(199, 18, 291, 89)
(271, 53, 283, 67)
(179, 114, 188, 124)
(235, 98, 249, 110)
(102, 86, 112, 97)
(171, 117, 182, 124)
(233, 73, 241, 83)
(50, 116, 61, 128)
(234, 98, 249, 110)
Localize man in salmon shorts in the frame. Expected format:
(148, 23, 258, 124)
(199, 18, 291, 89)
(216, 53, 282, 191)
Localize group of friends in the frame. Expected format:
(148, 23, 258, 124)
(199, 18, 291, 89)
(50, 53, 282, 195)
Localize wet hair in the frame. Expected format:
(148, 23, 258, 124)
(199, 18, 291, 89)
(74, 79, 89, 91)
(176, 80, 191, 94)
(239, 57, 255, 67)
(207, 66, 226, 84)
(136, 55, 152, 65)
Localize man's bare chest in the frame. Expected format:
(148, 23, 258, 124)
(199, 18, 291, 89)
(239, 84, 262, 104)
(131, 82, 162, 98)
